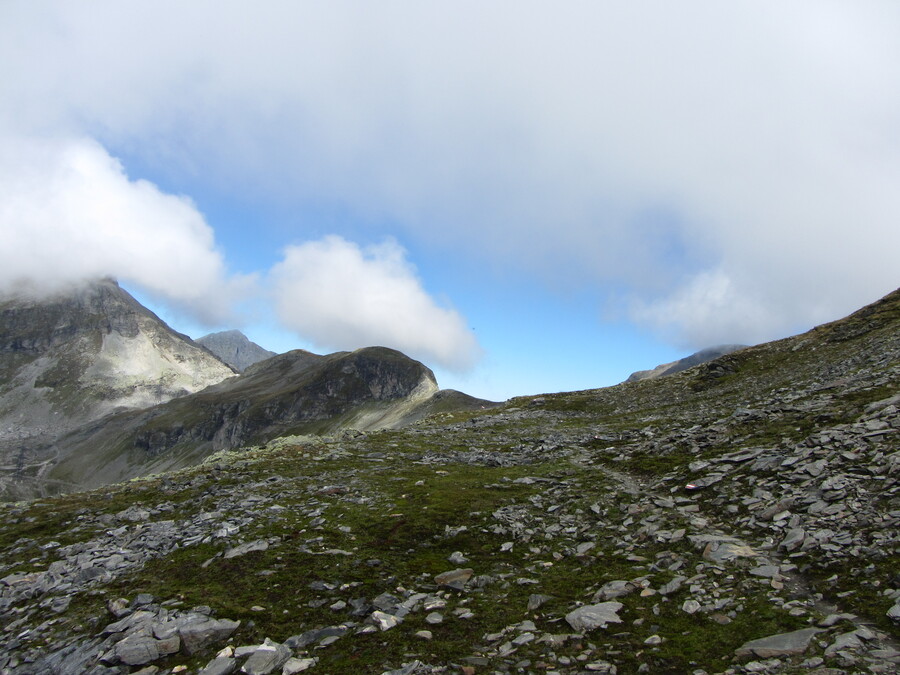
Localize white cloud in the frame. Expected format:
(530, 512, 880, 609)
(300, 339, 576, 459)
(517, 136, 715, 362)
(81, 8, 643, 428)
(271, 236, 481, 371)
(2, 2, 900, 346)
(0, 136, 251, 323)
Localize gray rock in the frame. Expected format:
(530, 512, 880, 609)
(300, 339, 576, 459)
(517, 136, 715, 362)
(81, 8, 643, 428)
(240, 638, 291, 675)
(434, 568, 474, 590)
(223, 539, 269, 559)
(657, 576, 686, 596)
(888, 600, 900, 621)
(199, 656, 238, 675)
(282, 658, 318, 674)
(565, 602, 623, 632)
(780, 528, 806, 552)
(114, 635, 159, 666)
(381, 661, 422, 675)
(824, 630, 865, 655)
(592, 580, 635, 601)
(447, 551, 469, 564)
(179, 618, 240, 655)
(527, 594, 553, 611)
(735, 627, 822, 658)
(285, 626, 348, 649)
(371, 610, 402, 630)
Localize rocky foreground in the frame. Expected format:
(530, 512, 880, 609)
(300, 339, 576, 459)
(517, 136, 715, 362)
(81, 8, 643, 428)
(1, 290, 898, 674)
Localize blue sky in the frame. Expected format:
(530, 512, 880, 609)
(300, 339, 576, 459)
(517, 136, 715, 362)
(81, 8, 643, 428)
(2, 2, 899, 400)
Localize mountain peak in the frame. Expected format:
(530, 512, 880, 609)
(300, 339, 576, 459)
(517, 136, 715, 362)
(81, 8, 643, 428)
(197, 330, 276, 372)
(0, 279, 236, 499)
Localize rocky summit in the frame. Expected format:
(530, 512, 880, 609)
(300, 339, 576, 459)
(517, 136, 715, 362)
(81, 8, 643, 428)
(0, 279, 236, 501)
(0, 288, 898, 675)
(197, 331, 276, 373)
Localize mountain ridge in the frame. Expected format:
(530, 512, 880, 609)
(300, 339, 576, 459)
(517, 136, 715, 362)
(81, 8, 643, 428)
(625, 343, 748, 382)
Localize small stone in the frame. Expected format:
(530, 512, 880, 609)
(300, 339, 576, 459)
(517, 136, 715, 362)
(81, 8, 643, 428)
(434, 568, 474, 589)
(415, 630, 433, 640)
(780, 528, 806, 552)
(593, 580, 635, 601)
(425, 612, 443, 624)
(223, 539, 270, 559)
(681, 600, 701, 614)
(282, 657, 318, 674)
(371, 610, 402, 630)
(179, 618, 241, 656)
(575, 542, 596, 556)
(241, 638, 291, 675)
(527, 594, 553, 611)
(658, 576, 686, 596)
(198, 656, 237, 675)
(447, 551, 469, 564)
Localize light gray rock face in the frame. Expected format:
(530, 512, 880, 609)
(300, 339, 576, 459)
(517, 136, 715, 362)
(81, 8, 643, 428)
(180, 618, 241, 655)
(565, 602, 623, 632)
(197, 330, 276, 373)
(241, 638, 291, 674)
(735, 627, 823, 658)
(199, 656, 238, 675)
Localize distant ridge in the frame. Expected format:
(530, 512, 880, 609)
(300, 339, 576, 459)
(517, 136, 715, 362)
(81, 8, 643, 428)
(197, 329, 276, 372)
(626, 344, 747, 382)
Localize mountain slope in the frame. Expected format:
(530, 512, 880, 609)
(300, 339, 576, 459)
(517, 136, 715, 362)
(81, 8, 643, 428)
(626, 343, 747, 382)
(0, 288, 896, 674)
(45, 346, 467, 491)
(197, 329, 276, 372)
(0, 279, 236, 499)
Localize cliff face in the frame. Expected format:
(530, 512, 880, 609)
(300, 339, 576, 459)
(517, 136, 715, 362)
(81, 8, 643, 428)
(0, 279, 236, 499)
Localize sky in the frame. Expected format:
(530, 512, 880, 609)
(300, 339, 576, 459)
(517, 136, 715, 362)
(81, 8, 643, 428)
(1, 2, 899, 401)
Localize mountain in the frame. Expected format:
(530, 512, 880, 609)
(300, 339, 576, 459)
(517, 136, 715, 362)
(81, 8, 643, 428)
(45, 346, 481, 491)
(0, 287, 896, 674)
(197, 329, 276, 372)
(0, 279, 236, 499)
(626, 343, 747, 382)
(0, 282, 497, 500)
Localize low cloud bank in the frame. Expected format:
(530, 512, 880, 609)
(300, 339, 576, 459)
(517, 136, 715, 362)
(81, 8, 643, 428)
(0, 136, 251, 323)
(0, 138, 482, 371)
(271, 236, 482, 371)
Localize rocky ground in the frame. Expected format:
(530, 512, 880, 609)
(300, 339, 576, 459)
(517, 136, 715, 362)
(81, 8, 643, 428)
(1, 292, 898, 674)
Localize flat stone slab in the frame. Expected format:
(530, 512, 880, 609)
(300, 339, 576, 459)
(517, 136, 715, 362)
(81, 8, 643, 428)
(434, 568, 474, 589)
(565, 602, 623, 632)
(223, 539, 269, 559)
(735, 627, 823, 658)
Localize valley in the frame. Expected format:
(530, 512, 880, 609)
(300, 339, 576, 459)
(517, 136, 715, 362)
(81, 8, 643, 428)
(0, 288, 897, 674)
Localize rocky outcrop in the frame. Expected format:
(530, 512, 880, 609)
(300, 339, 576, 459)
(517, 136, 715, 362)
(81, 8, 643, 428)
(197, 330, 276, 372)
(626, 344, 747, 382)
